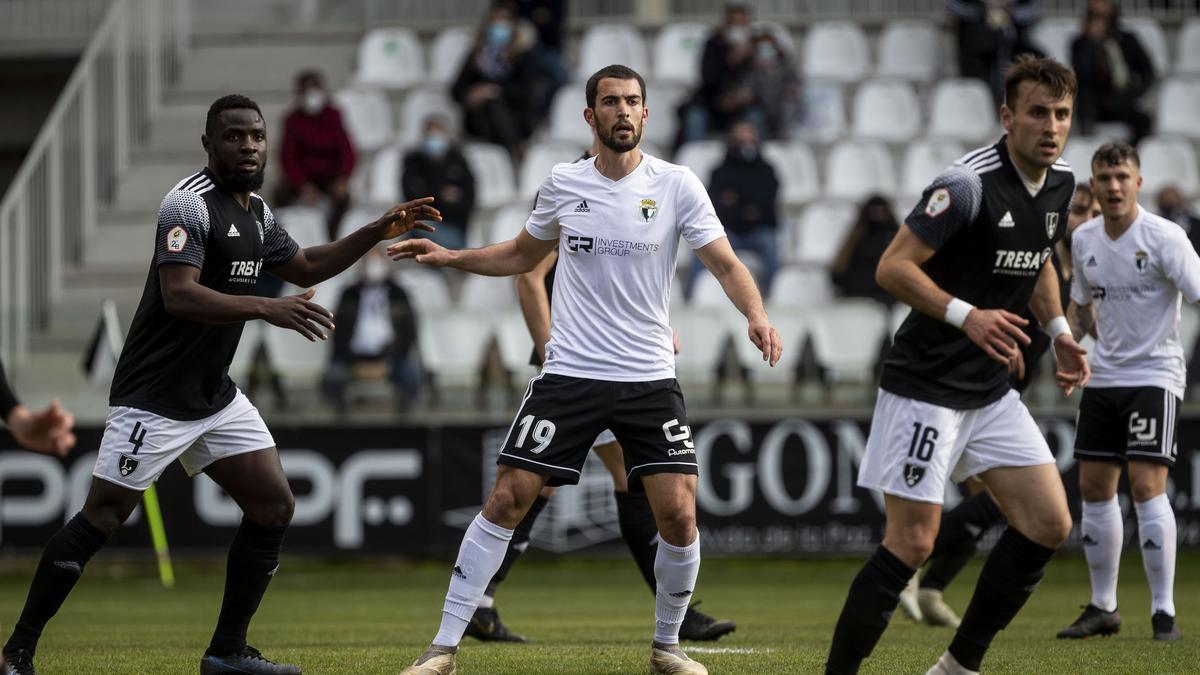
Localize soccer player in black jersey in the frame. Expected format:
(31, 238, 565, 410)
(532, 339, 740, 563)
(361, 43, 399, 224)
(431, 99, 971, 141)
(0, 95, 440, 675)
(825, 56, 1090, 675)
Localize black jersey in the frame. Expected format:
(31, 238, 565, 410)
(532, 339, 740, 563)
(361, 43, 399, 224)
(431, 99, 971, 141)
(109, 169, 299, 420)
(881, 138, 1075, 409)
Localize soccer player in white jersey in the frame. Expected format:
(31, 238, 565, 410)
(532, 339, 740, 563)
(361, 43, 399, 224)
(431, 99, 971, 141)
(390, 64, 781, 675)
(1057, 142, 1197, 642)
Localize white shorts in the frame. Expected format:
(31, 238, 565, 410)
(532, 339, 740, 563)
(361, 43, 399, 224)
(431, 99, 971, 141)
(93, 391, 275, 491)
(857, 388, 1052, 504)
(591, 429, 617, 448)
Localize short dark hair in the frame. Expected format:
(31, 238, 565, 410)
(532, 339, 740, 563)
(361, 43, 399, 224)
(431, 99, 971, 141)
(1092, 142, 1140, 170)
(206, 94, 263, 136)
(1003, 54, 1077, 109)
(585, 65, 646, 109)
(295, 69, 324, 90)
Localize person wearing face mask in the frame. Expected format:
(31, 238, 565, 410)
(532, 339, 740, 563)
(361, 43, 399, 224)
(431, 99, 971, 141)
(1071, 0, 1155, 144)
(278, 69, 356, 241)
(402, 117, 476, 251)
(674, 2, 757, 149)
(948, 0, 1042, 106)
(744, 30, 801, 140)
(322, 247, 421, 415)
(831, 195, 900, 305)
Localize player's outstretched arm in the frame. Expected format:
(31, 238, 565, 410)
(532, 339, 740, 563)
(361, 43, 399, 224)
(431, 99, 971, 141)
(515, 248, 558, 364)
(1, 359, 75, 456)
(272, 198, 442, 287)
(695, 237, 782, 366)
(387, 228, 557, 277)
(877, 225, 1030, 365)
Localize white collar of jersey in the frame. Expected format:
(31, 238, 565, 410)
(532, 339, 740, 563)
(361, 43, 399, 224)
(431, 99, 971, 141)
(1013, 163, 1046, 198)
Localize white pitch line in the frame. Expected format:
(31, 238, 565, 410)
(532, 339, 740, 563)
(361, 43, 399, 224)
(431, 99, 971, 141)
(685, 647, 776, 654)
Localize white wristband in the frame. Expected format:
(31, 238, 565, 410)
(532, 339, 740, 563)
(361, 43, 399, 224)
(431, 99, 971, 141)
(1045, 315, 1071, 341)
(944, 298, 974, 329)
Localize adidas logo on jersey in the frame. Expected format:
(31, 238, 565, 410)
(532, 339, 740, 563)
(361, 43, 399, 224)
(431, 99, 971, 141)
(998, 211, 1015, 228)
(227, 223, 240, 237)
(575, 200, 590, 213)
(1086, 256, 1098, 267)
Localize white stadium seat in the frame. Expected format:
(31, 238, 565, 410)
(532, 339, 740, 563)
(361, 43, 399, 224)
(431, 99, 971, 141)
(229, 319, 264, 382)
(643, 81, 688, 148)
(398, 89, 460, 147)
(578, 24, 649, 80)
(394, 267, 452, 313)
(825, 140, 897, 201)
(889, 302, 912, 339)
(484, 203, 532, 246)
(1124, 17, 1170, 77)
(731, 308, 804, 384)
(803, 21, 870, 83)
(272, 205, 328, 248)
(1060, 135, 1108, 182)
(768, 264, 834, 306)
(367, 142, 403, 205)
(792, 81, 846, 143)
(520, 140, 587, 198)
(762, 141, 820, 206)
(460, 273, 517, 310)
(333, 87, 393, 151)
(429, 26, 473, 85)
(265, 279, 346, 382)
(671, 308, 731, 387)
(1156, 78, 1200, 139)
(356, 28, 425, 89)
(1031, 18, 1078, 66)
(901, 139, 966, 200)
(689, 270, 731, 309)
(1178, 19, 1200, 76)
(494, 310, 539, 380)
(548, 88, 594, 146)
(852, 79, 922, 142)
(807, 300, 889, 383)
(462, 142, 516, 208)
(1137, 136, 1200, 198)
(336, 206, 386, 240)
(877, 20, 940, 82)
(652, 22, 710, 85)
(675, 140, 726, 185)
(417, 310, 494, 388)
(756, 21, 798, 58)
(789, 200, 857, 267)
(928, 78, 997, 142)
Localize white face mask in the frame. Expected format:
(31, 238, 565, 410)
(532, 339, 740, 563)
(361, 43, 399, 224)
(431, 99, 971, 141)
(364, 257, 388, 283)
(302, 90, 326, 115)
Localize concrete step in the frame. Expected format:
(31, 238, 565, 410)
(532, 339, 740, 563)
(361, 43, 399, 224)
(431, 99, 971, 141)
(177, 44, 357, 96)
(144, 100, 290, 154)
(114, 158, 209, 212)
(83, 221, 156, 267)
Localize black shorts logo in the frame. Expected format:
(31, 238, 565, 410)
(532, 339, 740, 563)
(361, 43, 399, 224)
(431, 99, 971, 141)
(1128, 411, 1158, 447)
(119, 454, 139, 477)
(903, 463, 925, 487)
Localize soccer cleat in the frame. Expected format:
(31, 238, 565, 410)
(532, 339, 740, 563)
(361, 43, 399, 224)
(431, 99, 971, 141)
(925, 650, 978, 675)
(649, 643, 708, 674)
(678, 601, 736, 641)
(898, 574, 923, 623)
(463, 606, 529, 643)
(199, 645, 300, 674)
(1152, 611, 1182, 641)
(917, 589, 962, 628)
(1056, 604, 1121, 639)
(1, 648, 35, 675)
(399, 645, 457, 675)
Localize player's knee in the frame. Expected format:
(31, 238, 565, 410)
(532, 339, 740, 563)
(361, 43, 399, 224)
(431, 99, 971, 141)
(1032, 512, 1073, 548)
(80, 501, 136, 538)
(655, 511, 696, 547)
(1130, 479, 1164, 504)
(1078, 474, 1116, 502)
(483, 485, 529, 528)
(245, 493, 295, 527)
(890, 539, 934, 569)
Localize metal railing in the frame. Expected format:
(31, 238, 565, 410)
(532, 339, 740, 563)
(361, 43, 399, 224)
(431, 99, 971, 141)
(0, 0, 189, 366)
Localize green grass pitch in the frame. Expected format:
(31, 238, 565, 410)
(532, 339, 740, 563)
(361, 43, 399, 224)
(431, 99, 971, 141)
(1, 552, 1196, 673)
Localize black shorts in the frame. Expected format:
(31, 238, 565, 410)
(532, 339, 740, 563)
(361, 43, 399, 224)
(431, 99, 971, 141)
(1075, 386, 1180, 467)
(496, 373, 696, 490)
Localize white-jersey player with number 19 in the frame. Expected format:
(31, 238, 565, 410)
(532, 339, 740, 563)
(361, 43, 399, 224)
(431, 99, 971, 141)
(389, 64, 781, 675)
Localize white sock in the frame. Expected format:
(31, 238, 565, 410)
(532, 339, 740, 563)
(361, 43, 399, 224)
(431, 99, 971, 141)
(1135, 493, 1177, 617)
(1081, 497, 1122, 612)
(432, 513, 514, 647)
(653, 534, 700, 645)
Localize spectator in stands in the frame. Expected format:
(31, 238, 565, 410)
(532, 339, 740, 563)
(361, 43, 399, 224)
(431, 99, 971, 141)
(675, 2, 757, 149)
(744, 28, 802, 140)
(401, 116, 476, 251)
(1071, 0, 1155, 144)
(1157, 185, 1200, 251)
(322, 247, 421, 414)
(948, 0, 1041, 106)
(514, 0, 568, 117)
(831, 194, 899, 305)
(453, 2, 544, 161)
(277, 69, 356, 241)
(695, 120, 780, 291)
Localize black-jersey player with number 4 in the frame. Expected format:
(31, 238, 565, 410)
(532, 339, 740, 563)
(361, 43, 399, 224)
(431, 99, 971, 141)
(824, 56, 1090, 675)
(0, 95, 440, 675)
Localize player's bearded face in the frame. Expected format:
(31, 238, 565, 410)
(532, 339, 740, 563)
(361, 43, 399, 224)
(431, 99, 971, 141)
(591, 78, 645, 153)
(597, 113, 642, 153)
(1004, 83, 1072, 171)
(208, 110, 267, 193)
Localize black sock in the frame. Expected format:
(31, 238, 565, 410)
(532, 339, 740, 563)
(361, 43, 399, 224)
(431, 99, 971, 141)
(825, 545, 914, 675)
(615, 490, 659, 593)
(5, 513, 108, 656)
(207, 518, 287, 656)
(484, 495, 549, 598)
(948, 527, 1056, 671)
(921, 491, 1005, 591)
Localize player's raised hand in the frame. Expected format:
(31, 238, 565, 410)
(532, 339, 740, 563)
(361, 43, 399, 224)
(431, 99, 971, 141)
(373, 197, 442, 240)
(263, 288, 335, 342)
(748, 316, 783, 367)
(7, 399, 76, 457)
(962, 308, 1031, 365)
(387, 238, 456, 267)
(1052, 334, 1090, 396)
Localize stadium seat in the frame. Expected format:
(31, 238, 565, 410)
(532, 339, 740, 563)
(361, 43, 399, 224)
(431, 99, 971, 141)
(429, 26, 473, 85)
(792, 81, 846, 143)
(1137, 136, 1200, 197)
(272, 205, 328, 248)
(416, 309, 494, 388)
(825, 140, 897, 201)
(1060, 135, 1108, 181)
(519, 140, 588, 197)
(336, 206, 386, 240)
(789, 200, 857, 266)
(265, 279, 346, 383)
(901, 139, 965, 200)
(851, 79, 922, 142)
(1178, 19, 1200, 76)
(460, 273, 517, 310)
(229, 319, 264, 382)
(1124, 17, 1169, 77)
(398, 89, 460, 147)
(367, 142, 403, 205)
(768, 264, 834, 306)
(807, 300, 889, 383)
(758, 21, 798, 57)
(652, 22, 710, 85)
(484, 203, 533, 246)
(394, 267, 452, 313)
(333, 87, 394, 151)
(803, 21, 870, 83)
(689, 270, 730, 308)
(731, 308, 804, 385)
(1031, 18, 1078, 66)
(876, 20, 940, 82)
(643, 81, 688, 148)
(356, 28, 425, 89)
(671, 308, 731, 386)
(762, 141, 820, 206)
(578, 24, 649, 80)
(1156, 78, 1200, 139)
(547, 88, 594, 146)
(928, 78, 997, 142)
(462, 142, 516, 208)
(889, 302, 912, 339)
(494, 310, 538, 381)
(675, 140, 727, 185)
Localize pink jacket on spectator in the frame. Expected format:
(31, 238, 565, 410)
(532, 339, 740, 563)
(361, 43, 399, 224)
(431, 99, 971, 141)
(280, 107, 356, 189)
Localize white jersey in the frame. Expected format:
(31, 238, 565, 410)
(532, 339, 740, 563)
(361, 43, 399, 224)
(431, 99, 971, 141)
(1070, 205, 1200, 398)
(526, 153, 725, 381)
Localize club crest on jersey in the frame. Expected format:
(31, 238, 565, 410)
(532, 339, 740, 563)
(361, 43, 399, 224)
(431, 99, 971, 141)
(166, 226, 187, 253)
(639, 198, 658, 222)
(903, 463, 925, 487)
(925, 188, 950, 217)
(1045, 212, 1059, 238)
(118, 454, 139, 477)
(1135, 250, 1149, 273)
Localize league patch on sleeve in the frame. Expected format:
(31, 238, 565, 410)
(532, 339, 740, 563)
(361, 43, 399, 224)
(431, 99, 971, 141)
(166, 226, 187, 253)
(924, 188, 951, 218)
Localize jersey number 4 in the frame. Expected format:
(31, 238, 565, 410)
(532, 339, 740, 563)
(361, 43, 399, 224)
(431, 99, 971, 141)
(516, 415, 557, 454)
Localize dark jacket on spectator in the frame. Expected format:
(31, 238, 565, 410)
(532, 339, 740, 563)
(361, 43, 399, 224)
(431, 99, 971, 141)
(401, 148, 477, 232)
(280, 106, 356, 189)
(708, 149, 779, 235)
(330, 281, 417, 363)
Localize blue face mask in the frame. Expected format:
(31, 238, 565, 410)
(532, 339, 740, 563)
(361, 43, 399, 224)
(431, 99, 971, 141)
(487, 21, 512, 47)
(423, 133, 449, 159)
